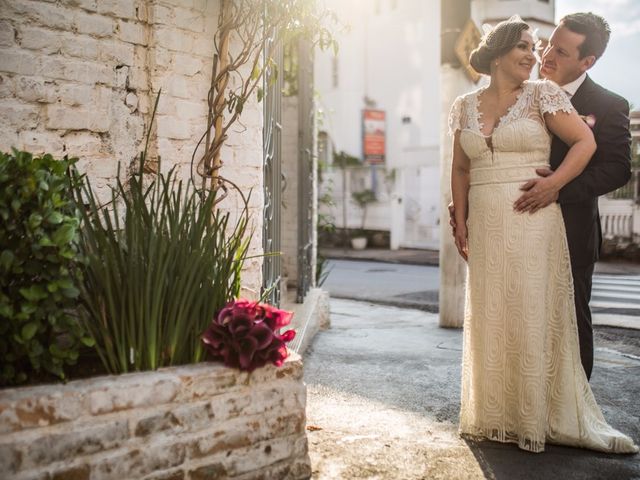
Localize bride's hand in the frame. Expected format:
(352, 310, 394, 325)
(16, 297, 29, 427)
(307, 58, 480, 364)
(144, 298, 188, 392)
(454, 221, 468, 261)
(514, 171, 560, 214)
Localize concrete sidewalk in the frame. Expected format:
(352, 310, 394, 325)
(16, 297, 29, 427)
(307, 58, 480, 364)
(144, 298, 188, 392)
(304, 299, 640, 480)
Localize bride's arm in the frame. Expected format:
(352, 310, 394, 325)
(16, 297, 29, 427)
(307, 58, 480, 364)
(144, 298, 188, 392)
(451, 131, 470, 260)
(544, 110, 597, 188)
(514, 110, 596, 213)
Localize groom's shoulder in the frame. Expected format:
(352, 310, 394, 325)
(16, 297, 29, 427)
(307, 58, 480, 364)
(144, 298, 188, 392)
(585, 77, 629, 110)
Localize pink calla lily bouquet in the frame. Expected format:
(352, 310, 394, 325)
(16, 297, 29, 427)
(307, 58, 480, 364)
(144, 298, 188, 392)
(202, 299, 296, 372)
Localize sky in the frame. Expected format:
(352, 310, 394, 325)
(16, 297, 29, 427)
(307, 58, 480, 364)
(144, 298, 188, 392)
(556, 0, 640, 109)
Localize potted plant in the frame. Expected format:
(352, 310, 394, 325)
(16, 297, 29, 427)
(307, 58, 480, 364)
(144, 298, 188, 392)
(350, 188, 376, 250)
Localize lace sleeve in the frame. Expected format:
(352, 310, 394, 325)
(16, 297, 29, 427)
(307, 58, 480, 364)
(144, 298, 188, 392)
(538, 80, 574, 116)
(448, 95, 464, 136)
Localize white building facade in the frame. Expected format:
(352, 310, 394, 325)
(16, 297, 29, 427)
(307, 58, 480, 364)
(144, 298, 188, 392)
(316, 0, 555, 250)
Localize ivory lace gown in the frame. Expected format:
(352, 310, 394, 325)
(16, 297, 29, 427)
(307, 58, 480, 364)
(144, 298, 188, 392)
(449, 80, 638, 454)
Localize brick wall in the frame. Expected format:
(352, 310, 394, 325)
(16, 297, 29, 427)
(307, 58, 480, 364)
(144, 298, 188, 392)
(0, 355, 311, 480)
(0, 0, 263, 297)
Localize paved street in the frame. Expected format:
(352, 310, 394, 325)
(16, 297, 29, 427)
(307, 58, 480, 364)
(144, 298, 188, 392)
(304, 299, 640, 480)
(322, 259, 640, 327)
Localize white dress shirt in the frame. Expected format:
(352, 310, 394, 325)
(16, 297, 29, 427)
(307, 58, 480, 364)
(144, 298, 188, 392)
(561, 72, 587, 99)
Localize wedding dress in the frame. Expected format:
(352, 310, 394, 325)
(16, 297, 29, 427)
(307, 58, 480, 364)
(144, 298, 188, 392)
(448, 79, 638, 454)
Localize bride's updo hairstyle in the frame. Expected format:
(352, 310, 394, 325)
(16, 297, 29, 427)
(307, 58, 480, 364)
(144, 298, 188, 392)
(469, 16, 531, 75)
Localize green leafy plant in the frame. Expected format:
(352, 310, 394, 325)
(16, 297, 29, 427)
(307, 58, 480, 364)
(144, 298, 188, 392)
(351, 188, 376, 237)
(334, 150, 362, 168)
(0, 150, 92, 385)
(74, 150, 251, 374)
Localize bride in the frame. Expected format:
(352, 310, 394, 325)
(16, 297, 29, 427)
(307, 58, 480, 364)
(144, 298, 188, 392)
(448, 16, 638, 453)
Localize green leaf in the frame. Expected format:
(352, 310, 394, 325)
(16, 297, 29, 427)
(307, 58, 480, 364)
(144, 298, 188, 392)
(251, 64, 261, 81)
(81, 336, 96, 347)
(21, 322, 38, 341)
(19, 286, 48, 302)
(60, 286, 80, 299)
(46, 212, 64, 224)
(49, 343, 66, 359)
(0, 250, 14, 270)
(28, 213, 43, 229)
(0, 303, 14, 318)
(52, 224, 76, 246)
(38, 235, 54, 247)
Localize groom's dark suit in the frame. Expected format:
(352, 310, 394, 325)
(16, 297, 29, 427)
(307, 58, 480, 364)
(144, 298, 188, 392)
(549, 74, 632, 380)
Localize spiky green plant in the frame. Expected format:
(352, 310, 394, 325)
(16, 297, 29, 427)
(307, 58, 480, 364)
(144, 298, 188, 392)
(74, 155, 250, 373)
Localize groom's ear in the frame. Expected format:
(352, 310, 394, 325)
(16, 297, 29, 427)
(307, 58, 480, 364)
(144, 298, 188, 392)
(580, 55, 597, 72)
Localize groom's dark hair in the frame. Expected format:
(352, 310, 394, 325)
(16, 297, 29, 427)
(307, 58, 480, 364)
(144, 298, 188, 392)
(560, 12, 611, 60)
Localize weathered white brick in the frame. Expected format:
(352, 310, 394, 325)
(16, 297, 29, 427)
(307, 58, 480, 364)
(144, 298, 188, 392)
(152, 47, 173, 68)
(60, 34, 100, 60)
(173, 53, 203, 76)
(8, 1, 74, 30)
(19, 26, 61, 54)
(14, 76, 56, 103)
(61, 59, 114, 86)
(174, 99, 207, 121)
(45, 104, 110, 132)
(173, 7, 205, 33)
(128, 66, 148, 90)
(0, 128, 19, 152)
(157, 116, 191, 140)
(56, 82, 94, 106)
(164, 74, 190, 98)
(100, 40, 135, 65)
(0, 75, 13, 98)
(18, 129, 64, 154)
(73, 11, 114, 37)
(0, 48, 38, 76)
(117, 19, 147, 45)
(0, 21, 15, 47)
(0, 100, 40, 127)
(59, 131, 103, 156)
(61, 0, 98, 11)
(97, 0, 137, 19)
(193, 36, 213, 57)
(151, 3, 173, 25)
(155, 26, 194, 53)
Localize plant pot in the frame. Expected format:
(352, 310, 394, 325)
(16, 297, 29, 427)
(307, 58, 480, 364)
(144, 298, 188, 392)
(0, 356, 311, 480)
(351, 237, 367, 250)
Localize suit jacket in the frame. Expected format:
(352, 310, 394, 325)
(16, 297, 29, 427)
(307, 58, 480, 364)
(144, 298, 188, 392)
(550, 75, 632, 268)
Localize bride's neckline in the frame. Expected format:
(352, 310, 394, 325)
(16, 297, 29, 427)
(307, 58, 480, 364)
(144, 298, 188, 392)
(474, 82, 530, 138)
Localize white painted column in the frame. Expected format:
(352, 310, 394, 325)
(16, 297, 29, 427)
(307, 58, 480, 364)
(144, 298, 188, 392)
(438, 65, 472, 328)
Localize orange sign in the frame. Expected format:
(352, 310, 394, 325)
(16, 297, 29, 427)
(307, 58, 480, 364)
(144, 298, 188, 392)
(363, 109, 385, 164)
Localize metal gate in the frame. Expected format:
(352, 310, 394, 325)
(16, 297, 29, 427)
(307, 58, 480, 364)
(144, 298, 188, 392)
(262, 34, 283, 306)
(296, 38, 315, 303)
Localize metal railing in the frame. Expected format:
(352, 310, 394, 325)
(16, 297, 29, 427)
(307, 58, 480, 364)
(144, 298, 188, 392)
(296, 38, 315, 303)
(262, 32, 283, 306)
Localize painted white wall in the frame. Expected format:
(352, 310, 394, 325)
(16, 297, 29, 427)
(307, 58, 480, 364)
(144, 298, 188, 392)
(316, 0, 555, 250)
(316, 0, 441, 249)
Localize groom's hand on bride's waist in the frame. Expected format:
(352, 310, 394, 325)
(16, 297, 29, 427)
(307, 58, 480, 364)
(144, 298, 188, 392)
(514, 168, 559, 214)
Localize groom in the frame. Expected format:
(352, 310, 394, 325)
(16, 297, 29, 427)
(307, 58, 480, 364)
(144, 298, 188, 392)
(513, 13, 632, 380)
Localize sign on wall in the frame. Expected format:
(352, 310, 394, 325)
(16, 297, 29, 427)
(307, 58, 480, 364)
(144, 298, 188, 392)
(362, 109, 386, 165)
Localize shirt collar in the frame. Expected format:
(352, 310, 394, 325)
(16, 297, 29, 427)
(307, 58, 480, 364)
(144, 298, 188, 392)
(561, 72, 587, 98)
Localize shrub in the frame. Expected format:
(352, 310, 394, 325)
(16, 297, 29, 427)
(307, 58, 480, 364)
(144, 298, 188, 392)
(0, 150, 92, 385)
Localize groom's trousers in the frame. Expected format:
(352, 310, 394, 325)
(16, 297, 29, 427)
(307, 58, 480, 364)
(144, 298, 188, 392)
(571, 263, 595, 381)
